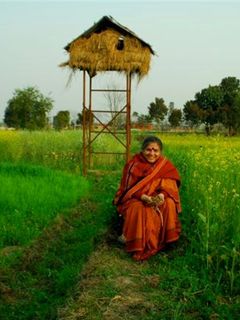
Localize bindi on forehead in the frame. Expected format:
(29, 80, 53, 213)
(145, 147, 160, 152)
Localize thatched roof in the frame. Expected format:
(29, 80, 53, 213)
(60, 16, 155, 78)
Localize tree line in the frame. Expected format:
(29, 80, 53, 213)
(132, 76, 240, 135)
(3, 76, 240, 135)
(132, 99, 182, 130)
(184, 76, 240, 135)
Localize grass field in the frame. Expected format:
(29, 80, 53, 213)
(0, 130, 239, 319)
(0, 162, 89, 261)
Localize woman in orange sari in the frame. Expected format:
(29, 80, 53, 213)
(113, 136, 181, 261)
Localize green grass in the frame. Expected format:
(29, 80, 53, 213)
(0, 130, 127, 173)
(0, 130, 83, 173)
(0, 130, 240, 319)
(0, 162, 89, 255)
(0, 174, 118, 320)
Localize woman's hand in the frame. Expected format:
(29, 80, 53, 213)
(141, 193, 165, 206)
(141, 194, 153, 205)
(151, 193, 165, 206)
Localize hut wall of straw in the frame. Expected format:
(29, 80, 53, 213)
(63, 29, 151, 78)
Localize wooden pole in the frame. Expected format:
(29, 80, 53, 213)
(126, 73, 132, 162)
(88, 76, 93, 169)
(82, 70, 87, 176)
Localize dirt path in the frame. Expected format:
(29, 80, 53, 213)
(58, 237, 186, 320)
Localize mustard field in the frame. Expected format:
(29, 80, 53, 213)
(0, 130, 239, 319)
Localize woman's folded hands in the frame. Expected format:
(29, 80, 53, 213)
(141, 193, 165, 206)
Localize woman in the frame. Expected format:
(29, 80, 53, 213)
(113, 136, 181, 261)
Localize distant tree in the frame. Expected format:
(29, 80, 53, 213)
(76, 112, 83, 126)
(4, 87, 53, 130)
(168, 102, 175, 115)
(53, 111, 70, 130)
(76, 109, 93, 126)
(104, 84, 126, 130)
(220, 76, 240, 96)
(168, 108, 182, 128)
(169, 102, 174, 109)
(182, 76, 240, 134)
(219, 76, 240, 135)
(70, 120, 76, 128)
(195, 85, 224, 134)
(131, 111, 139, 127)
(137, 114, 152, 127)
(148, 97, 168, 127)
(132, 111, 139, 117)
(132, 111, 139, 120)
(183, 100, 203, 127)
(131, 111, 152, 128)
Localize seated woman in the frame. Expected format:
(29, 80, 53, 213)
(113, 136, 181, 261)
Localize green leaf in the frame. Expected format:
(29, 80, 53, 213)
(198, 213, 206, 224)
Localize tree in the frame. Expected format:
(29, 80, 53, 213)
(131, 111, 152, 128)
(148, 97, 168, 127)
(183, 100, 203, 128)
(76, 112, 83, 126)
(182, 76, 240, 134)
(131, 111, 139, 126)
(53, 111, 70, 130)
(4, 87, 53, 129)
(132, 111, 139, 121)
(168, 108, 182, 128)
(76, 109, 93, 126)
(104, 84, 126, 131)
(195, 85, 224, 134)
(137, 114, 152, 127)
(168, 102, 175, 116)
(219, 77, 240, 135)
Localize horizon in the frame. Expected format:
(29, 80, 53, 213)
(1, 1, 240, 122)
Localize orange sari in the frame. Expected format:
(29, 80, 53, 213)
(114, 153, 181, 261)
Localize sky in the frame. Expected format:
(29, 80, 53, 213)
(1, 0, 240, 122)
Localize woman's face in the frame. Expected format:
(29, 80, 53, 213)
(142, 142, 161, 163)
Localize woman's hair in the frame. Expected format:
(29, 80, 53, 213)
(141, 136, 163, 151)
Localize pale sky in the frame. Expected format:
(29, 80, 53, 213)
(1, 0, 240, 122)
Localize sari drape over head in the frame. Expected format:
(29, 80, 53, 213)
(114, 153, 181, 261)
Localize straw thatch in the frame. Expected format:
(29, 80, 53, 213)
(60, 16, 155, 79)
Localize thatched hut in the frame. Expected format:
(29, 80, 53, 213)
(60, 16, 155, 174)
(60, 15, 155, 78)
